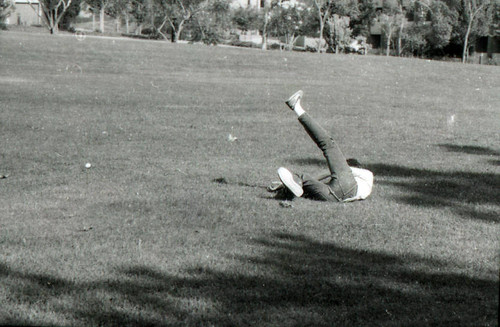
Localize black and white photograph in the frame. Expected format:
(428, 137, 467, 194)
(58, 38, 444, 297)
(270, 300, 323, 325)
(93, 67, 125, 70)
(1, 0, 499, 325)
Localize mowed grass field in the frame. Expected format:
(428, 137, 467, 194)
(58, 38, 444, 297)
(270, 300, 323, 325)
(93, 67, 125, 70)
(1, 31, 499, 326)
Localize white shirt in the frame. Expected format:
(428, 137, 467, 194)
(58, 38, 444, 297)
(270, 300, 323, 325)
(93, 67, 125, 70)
(344, 167, 374, 202)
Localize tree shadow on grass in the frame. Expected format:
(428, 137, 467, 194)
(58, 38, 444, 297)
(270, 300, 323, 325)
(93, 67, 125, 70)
(437, 144, 500, 157)
(290, 151, 499, 222)
(366, 163, 500, 222)
(438, 143, 500, 168)
(488, 159, 500, 166)
(1, 232, 498, 326)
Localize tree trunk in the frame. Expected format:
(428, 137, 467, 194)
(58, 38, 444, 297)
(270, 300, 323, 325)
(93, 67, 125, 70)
(261, 33, 267, 50)
(92, 12, 96, 31)
(157, 19, 168, 40)
(288, 33, 296, 51)
(30, 0, 72, 35)
(158, 30, 168, 40)
(318, 20, 324, 53)
(196, 19, 206, 42)
(125, 13, 129, 34)
(462, 19, 473, 63)
(52, 23, 59, 34)
(386, 28, 392, 56)
(261, 12, 269, 50)
(174, 30, 182, 42)
(314, 1, 329, 54)
(100, 6, 105, 33)
(397, 3, 404, 56)
(397, 19, 404, 56)
(175, 20, 185, 43)
(49, 14, 57, 34)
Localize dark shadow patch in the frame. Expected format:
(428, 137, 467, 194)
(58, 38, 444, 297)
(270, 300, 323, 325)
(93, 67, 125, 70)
(236, 181, 265, 189)
(213, 177, 267, 190)
(488, 159, 500, 166)
(366, 163, 500, 222)
(2, 232, 497, 326)
(437, 144, 500, 156)
(457, 208, 500, 222)
(213, 177, 228, 184)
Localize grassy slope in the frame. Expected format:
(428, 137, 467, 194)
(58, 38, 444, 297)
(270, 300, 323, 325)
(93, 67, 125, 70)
(0, 31, 499, 326)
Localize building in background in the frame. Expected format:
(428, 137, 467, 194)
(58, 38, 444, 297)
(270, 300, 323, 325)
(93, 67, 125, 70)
(6, 0, 41, 26)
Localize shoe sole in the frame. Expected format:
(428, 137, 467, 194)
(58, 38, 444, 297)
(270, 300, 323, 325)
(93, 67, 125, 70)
(278, 167, 303, 197)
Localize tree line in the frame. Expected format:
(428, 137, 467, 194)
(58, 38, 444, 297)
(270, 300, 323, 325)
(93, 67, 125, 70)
(1, 0, 498, 62)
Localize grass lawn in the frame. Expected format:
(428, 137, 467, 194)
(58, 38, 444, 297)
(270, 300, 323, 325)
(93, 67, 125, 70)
(0, 30, 499, 326)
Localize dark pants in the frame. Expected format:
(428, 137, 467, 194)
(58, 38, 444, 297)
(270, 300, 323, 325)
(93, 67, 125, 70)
(298, 113, 357, 201)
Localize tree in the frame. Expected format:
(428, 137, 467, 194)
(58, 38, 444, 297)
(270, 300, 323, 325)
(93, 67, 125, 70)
(395, 0, 407, 56)
(310, 0, 362, 53)
(461, 0, 491, 62)
(232, 6, 264, 46)
(269, 0, 308, 50)
(0, 0, 15, 28)
(154, 0, 205, 42)
(28, 0, 74, 34)
(351, 0, 377, 38)
(104, 0, 131, 33)
(129, 0, 148, 34)
(401, 21, 428, 56)
(397, 0, 459, 57)
(379, 13, 396, 55)
(443, 0, 494, 62)
(59, 0, 81, 30)
(192, 0, 231, 45)
(86, 0, 114, 32)
(325, 14, 352, 53)
(378, 0, 405, 56)
(232, 1, 282, 50)
(258, 0, 274, 50)
(232, 5, 259, 32)
(427, 0, 454, 51)
(311, 0, 332, 53)
(119, 0, 133, 33)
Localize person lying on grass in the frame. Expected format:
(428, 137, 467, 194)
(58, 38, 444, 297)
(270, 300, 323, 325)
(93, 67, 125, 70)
(269, 90, 374, 202)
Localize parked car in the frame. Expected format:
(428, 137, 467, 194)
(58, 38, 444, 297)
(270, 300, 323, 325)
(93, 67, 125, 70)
(347, 38, 367, 55)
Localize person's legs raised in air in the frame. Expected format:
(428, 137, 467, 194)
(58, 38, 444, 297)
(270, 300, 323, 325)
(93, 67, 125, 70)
(285, 90, 357, 201)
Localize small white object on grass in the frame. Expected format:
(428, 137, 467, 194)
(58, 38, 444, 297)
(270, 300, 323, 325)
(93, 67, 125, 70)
(447, 114, 456, 127)
(228, 134, 238, 142)
(85, 163, 92, 169)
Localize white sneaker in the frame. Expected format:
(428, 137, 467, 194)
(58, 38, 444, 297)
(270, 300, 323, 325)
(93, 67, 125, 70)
(285, 90, 303, 110)
(277, 167, 303, 197)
